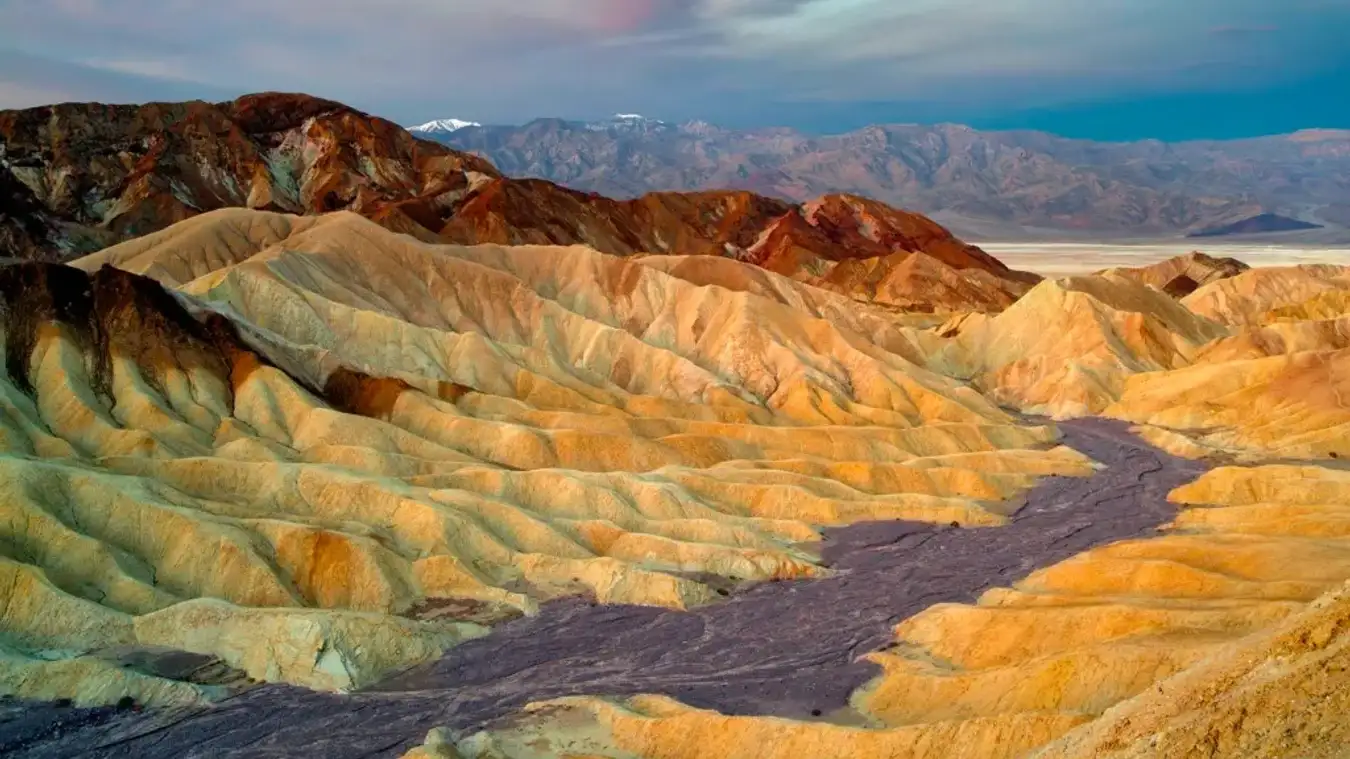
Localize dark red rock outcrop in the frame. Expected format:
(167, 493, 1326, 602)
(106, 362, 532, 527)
(0, 93, 498, 260)
(0, 92, 1035, 310)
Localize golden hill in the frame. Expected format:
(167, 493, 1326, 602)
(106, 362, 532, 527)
(920, 260, 1350, 460)
(0, 208, 1087, 706)
(1181, 263, 1350, 326)
(6, 213, 1350, 759)
(446, 463, 1350, 759)
(932, 272, 1227, 417)
(423, 253, 1350, 758)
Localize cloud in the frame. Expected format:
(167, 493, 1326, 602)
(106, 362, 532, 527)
(0, 0, 1346, 128)
(81, 58, 201, 82)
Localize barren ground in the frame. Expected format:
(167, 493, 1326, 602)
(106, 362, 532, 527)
(0, 419, 1207, 758)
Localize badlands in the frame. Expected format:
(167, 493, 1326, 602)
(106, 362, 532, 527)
(2, 97, 1350, 758)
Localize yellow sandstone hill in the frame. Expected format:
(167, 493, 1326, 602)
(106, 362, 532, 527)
(9, 208, 1350, 758)
(0, 208, 1090, 707)
(1100, 264, 1350, 460)
(412, 254, 1350, 759)
(922, 260, 1350, 459)
(447, 463, 1350, 759)
(1180, 264, 1350, 326)
(932, 273, 1227, 417)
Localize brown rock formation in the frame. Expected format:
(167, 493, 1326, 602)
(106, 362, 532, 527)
(1099, 251, 1250, 297)
(441, 183, 1036, 310)
(0, 93, 498, 261)
(0, 93, 1033, 313)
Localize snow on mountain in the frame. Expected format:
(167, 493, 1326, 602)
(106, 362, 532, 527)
(582, 113, 670, 133)
(408, 118, 482, 134)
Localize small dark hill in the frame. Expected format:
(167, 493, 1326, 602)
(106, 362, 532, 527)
(1189, 213, 1323, 238)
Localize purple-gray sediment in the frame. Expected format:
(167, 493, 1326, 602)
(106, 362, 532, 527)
(1, 418, 1208, 758)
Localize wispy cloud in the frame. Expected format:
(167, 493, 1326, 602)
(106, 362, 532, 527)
(80, 58, 200, 82)
(0, 0, 1345, 128)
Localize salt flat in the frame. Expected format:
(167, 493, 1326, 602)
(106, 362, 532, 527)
(983, 242, 1350, 276)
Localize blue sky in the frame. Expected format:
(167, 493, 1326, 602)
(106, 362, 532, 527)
(1, 0, 1347, 140)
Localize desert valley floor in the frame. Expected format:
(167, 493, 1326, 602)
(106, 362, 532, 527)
(985, 242, 1350, 277)
(3, 95, 1350, 759)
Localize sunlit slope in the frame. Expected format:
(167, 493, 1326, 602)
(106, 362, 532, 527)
(0, 209, 1087, 706)
(448, 463, 1350, 759)
(932, 273, 1227, 418)
(1102, 265, 1350, 461)
(922, 261, 1350, 460)
(1107, 347, 1350, 460)
(1181, 264, 1350, 327)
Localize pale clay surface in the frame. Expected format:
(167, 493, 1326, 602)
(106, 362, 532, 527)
(1, 209, 1082, 705)
(6, 209, 1350, 758)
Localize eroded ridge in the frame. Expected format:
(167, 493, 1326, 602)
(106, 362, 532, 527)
(1, 419, 1204, 758)
(2, 214, 1094, 712)
(0, 211, 1091, 751)
(454, 450, 1350, 759)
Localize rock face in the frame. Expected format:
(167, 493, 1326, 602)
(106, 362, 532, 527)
(0, 94, 1033, 313)
(1098, 251, 1250, 297)
(0, 93, 499, 261)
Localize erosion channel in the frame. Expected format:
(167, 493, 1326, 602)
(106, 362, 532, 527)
(3, 418, 1208, 758)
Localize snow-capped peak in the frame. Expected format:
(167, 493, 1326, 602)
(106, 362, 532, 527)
(408, 118, 481, 134)
(582, 113, 670, 132)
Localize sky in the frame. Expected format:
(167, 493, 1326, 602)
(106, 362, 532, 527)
(1, 0, 1348, 141)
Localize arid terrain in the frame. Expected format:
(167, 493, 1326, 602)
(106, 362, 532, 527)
(984, 243, 1350, 277)
(431, 117, 1350, 241)
(2, 94, 1350, 759)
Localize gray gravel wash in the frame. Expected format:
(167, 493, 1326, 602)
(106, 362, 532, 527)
(0, 418, 1208, 758)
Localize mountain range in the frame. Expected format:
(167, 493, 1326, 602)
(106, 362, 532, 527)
(427, 115, 1350, 241)
(0, 92, 1036, 312)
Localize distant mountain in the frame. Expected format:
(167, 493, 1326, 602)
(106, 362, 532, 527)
(1188, 213, 1324, 238)
(433, 119, 1350, 240)
(0, 92, 1034, 312)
